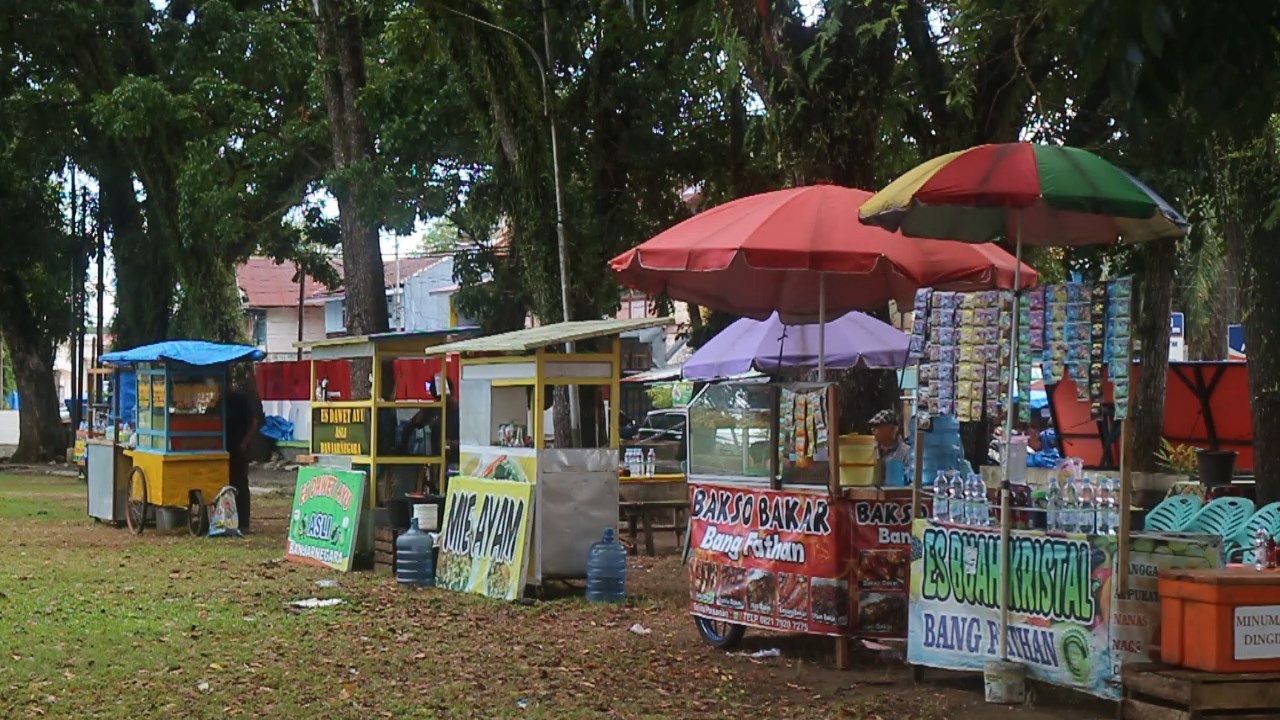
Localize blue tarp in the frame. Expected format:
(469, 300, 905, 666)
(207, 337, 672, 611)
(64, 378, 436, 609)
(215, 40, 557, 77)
(4, 390, 16, 409)
(260, 415, 295, 442)
(101, 340, 264, 367)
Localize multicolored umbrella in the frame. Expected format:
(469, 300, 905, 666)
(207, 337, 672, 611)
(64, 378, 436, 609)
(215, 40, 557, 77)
(858, 142, 1188, 664)
(858, 142, 1189, 245)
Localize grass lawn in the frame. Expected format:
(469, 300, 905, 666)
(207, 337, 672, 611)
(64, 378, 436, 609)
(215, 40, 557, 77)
(0, 473, 1104, 719)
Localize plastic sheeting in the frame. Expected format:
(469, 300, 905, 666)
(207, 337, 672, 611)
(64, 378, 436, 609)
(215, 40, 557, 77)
(260, 415, 295, 442)
(101, 340, 264, 367)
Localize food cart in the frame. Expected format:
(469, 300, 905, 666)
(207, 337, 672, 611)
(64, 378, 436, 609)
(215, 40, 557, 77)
(97, 341, 264, 535)
(685, 379, 918, 662)
(295, 329, 477, 558)
(423, 317, 667, 595)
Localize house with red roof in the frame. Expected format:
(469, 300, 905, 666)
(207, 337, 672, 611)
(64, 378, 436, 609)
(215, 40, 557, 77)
(236, 254, 472, 360)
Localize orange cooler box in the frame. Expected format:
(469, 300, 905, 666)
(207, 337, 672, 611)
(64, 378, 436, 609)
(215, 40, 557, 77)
(1160, 567, 1280, 673)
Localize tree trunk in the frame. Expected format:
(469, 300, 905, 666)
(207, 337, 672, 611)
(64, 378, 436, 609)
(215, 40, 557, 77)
(1243, 219, 1280, 505)
(312, 0, 388, 400)
(0, 328, 65, 462)
(1131, 241, 1176, 472)
(312, 0, 387, 336)
(100, 160, 173, 347)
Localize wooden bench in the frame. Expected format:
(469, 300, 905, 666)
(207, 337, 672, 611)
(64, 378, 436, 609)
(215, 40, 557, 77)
(619, 499, 689, 557)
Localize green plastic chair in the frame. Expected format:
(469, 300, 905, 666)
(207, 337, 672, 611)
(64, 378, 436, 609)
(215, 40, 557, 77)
(1226, 501, 1280, 563)
(1183, 496, 1256, 541)
(1143, 494, 1202, 532)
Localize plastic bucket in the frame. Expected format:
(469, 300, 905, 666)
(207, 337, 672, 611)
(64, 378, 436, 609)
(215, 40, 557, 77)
(983, 659, 1026, 704)
(839, 462, 876, 487)
(839, 434, 877, 464)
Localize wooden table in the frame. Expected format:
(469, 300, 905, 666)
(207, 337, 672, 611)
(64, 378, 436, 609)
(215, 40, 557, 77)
(619, 499, 689, 557)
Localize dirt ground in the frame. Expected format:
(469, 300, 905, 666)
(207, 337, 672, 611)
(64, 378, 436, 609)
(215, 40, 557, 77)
(1, 471, 1115, 719)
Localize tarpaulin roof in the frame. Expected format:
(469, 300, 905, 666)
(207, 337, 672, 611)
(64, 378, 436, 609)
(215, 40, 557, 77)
(100, 340, 265, 367)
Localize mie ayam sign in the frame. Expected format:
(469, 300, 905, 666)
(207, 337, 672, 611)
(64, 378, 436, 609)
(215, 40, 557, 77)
(436, 476, 533, 601)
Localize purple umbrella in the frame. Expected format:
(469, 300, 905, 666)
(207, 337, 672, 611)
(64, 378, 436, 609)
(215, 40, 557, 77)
(682, 311, 909, 381)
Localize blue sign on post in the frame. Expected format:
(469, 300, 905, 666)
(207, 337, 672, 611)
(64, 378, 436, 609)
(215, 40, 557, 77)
(1228, 324, 1246, 359)
(1170, 312, 1184, 338)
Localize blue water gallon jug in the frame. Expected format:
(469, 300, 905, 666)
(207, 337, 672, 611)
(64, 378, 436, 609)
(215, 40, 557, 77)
(585, 527, 627, 602)
(395, 518, 436, 587)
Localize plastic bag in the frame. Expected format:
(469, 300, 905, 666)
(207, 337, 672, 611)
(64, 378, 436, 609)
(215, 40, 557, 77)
(208, 486, 242, 537)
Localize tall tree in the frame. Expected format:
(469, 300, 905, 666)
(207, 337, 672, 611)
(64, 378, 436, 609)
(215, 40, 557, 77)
(310, 0, 390, 339)
(0, 84, 75, 461)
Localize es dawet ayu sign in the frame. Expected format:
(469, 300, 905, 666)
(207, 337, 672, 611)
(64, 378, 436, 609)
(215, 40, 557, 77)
(285, 467, 366, 572)
(311, 406, 371, 456)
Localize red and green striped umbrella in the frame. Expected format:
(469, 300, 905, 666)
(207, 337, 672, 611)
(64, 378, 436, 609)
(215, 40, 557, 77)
(858, 142, 1189, 245)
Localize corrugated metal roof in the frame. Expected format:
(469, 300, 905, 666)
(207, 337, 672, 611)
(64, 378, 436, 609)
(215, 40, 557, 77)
(425, 317, 670, 355)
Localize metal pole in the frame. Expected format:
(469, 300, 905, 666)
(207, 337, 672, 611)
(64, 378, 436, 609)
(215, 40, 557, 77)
(96, 205, 105, 403)
(540, 0, 581, 446)
(817, 273, 826, 381)
(297, 263, 306, 361)
(996, 211, 1023, 660)
(434, 2, 581, 444)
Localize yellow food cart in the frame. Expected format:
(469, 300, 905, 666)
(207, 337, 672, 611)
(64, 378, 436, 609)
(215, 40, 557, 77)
(423, 317, 669, 587)
(98, 341, 264, 535)
(296, 329, 479, 556)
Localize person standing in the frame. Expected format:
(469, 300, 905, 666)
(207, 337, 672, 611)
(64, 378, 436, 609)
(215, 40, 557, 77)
(869, 409, 911, 485)
(225, 386, 263, 532)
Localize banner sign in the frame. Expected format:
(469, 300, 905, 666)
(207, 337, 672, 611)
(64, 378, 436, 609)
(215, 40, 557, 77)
(285, 467, 367, 572)
(311, 406, 371, 456)
(908, 519, 1114, 696)
(847, 489, 916, 638)
(687, 482, 915, 638)
(1108, 534, 1220, 677)
(436, 476, 533, 601)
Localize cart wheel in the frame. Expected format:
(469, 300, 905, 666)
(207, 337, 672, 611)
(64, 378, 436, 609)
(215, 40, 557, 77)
(695, 617, 746, 650)
(187, 490, 209, 537)
(126, 466, 148, 535)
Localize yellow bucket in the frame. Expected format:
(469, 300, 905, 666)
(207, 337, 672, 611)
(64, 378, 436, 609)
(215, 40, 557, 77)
(839, 434, 877, 464)
(839, 461, 876, 487)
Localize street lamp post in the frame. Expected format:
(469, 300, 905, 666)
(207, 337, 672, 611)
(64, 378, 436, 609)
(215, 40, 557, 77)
(434, 2, 581, 443)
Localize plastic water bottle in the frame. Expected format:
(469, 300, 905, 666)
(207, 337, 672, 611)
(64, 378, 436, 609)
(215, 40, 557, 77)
(585, 528, 627, 602)
(1256, 527, 1270, 571)
(395, 518, 436, 587)
(969, 474, 988, 527)
(1046, 476, 1062, 532)
(933, 471, 949, 522)
(1062, 478, 1079, 533)
(948, 472, 966, 525)
(646, 448, 657, 477)
(1106, 477, 1121, 535)
(1078, 477, 1096, 534)
(1095, 478, 1112, 534)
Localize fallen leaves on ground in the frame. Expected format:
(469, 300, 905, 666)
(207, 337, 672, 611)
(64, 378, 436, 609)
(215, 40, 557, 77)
(0, 473, 1108, 719)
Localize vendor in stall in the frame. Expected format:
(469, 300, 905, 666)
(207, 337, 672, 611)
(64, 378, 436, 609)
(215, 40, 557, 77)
(870, 410, 910, 485)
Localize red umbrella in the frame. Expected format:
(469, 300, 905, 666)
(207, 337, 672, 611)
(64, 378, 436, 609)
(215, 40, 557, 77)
(611, 185, 1035, 323)
(611, 184, 1036, 377)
